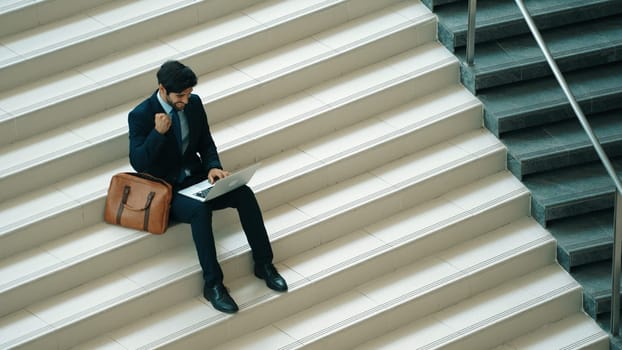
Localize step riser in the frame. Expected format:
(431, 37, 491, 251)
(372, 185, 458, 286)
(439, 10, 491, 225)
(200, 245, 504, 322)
(442, 286, 582, 350)
(0, 134, 127, 203)
(148, 195, 534, 349)
(464, 43, 622, 92)
(441, 2, 622, 50)
(199, 29, 442, 125)
(217, 150, 509, 283)
(264, 149, 507, 264)
(421, 0, 459, 11)
(218, 61, 459, 169)
(0, 117, 488, 314)
(0, 201, 96, 261)
(0, 108, 483, 262)
(510, 138, 622, 179)
(0, 0, 114, 37)
(0, 0, 409, 147)
(0, 224, 191, 318)
(0, 57, 457, 203)
(0, 146, 508, 317)
(9, 272, 204, 350)
(0, 0, 266, 91)
(269, 240, 558, 350)
(5, 171, 526, 350)
(252, 106, 482, 213)
(487, 90, 622, 137)
(533, 191, 614, 227)
(0, 81, 474, 262)
(0, 159, 128, 260)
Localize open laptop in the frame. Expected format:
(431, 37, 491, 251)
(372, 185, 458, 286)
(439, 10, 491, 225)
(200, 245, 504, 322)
(178, 163, 260, 202)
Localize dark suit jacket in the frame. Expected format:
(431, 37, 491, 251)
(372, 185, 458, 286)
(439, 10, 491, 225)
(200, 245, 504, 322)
(128, 91, 222, 188)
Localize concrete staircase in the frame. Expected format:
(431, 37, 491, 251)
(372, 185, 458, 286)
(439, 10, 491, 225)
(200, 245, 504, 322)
(423, 0, 622, 347)
(0, 1, 607, 349)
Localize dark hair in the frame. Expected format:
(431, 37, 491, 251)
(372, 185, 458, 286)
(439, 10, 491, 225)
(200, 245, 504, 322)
(157, 60, 197, 93)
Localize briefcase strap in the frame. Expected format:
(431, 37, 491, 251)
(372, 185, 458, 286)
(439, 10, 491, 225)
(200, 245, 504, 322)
(143, 192, 155, 231)
(116, 186, 131, 225)
(116, 185, 156, 232)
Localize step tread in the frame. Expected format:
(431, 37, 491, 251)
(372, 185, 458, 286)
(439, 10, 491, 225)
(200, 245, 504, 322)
(0, 75, 474, 242)
(492, 313, 609, 350)
(76, 213, 546, 350)
(434, 0, 622, 49)
(523, 158, 621, 207)
(0, 159, 129, 238)
(0, 137, 510, 349)
(0, 1, 435, 146)
(353, 265, 577, 349)
(0, 0, 194, 64)
(0, 0, 116, 37)
(480, 62, 622, 135)
(0, 92, 482, 308)
(0, 40, 456, 204)
(459, 14, 622, 90)
(570, 260, 620, 317)
(0, 38, 448, 178)
(504, 109, 622, 177)
(548, 209, 613, 270)
(0, 128, 502, 310)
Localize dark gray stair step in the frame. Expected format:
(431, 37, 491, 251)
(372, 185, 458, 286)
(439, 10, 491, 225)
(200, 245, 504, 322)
(480, 61, 622, 136)
(572, 260, 621, 318)
(547, 209, 613, 271)
(458, 14, 622, 92)
(596, 313, 622, 350)
(434, 0, 622, 52)
(504, 109, 622, 179)
(421, 0, 461, 10)
(523, 157, 622, 226)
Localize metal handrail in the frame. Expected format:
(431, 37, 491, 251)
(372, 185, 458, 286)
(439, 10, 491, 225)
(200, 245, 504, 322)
(466, 0, 622, 336)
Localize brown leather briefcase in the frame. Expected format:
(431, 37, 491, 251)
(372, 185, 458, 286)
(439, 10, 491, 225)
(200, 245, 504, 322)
(104, 172, 173, 234)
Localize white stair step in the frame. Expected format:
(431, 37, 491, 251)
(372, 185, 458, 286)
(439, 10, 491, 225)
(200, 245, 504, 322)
(201, 3, 437, 123)
(0, 120, 505, 257)
(0, 222, 192, 318)
(0, 36, 449, 202)
(352, 265, 581, 350)
(492, 313, 609, 350)
(69, 174, 534, 350)
(198, 217, 554, 350)
(0, 0, 413, 146)
(0, 100, 134, 203)
(240, 130, 506, 261)
(215, 42, 456, 168)
(0, 0, 114, 37)
(0, 2, 440, 202)
(0, 159, 131, 260)
(0, 110, 486, 316)
(226, 85, 482, 210)
(0, 244, 203, 350)
(0, 0, 251, 90)
(0, 134, 508, 349)
(0, 83, 482, 259)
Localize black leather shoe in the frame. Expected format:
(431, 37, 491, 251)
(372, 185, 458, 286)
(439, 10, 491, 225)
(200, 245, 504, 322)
(203, 283, 238, 314)
(254, 264, 288, 292)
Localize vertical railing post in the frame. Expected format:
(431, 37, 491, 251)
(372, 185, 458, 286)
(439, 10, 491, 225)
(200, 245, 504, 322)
(466, 0, 477, 66)
(612, 191, 622, 336)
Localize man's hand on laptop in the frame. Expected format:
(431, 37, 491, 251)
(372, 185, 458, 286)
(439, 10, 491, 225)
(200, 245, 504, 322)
(208, 168, 230, 184)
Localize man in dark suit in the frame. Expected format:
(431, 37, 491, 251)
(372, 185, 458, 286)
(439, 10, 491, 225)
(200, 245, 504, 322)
(128, 60, 287, 314)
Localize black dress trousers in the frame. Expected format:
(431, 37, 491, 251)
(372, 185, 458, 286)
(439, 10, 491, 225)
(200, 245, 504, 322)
(169, 183, 274, 286)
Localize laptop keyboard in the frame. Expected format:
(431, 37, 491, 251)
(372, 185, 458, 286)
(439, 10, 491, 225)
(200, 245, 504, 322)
(194, 188, 211, 198)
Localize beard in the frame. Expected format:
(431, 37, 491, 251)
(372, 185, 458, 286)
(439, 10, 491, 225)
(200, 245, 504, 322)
(166, 96, 186, 111)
